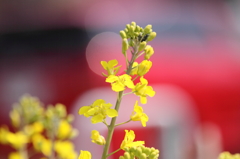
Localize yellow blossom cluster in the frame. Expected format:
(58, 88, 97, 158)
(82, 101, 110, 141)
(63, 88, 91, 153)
(78, 22, 158, 159)
(0, 95, 78, 159)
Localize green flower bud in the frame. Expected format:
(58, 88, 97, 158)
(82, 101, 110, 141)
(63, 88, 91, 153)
(120, 30, 127, 39)
(124, 152, 131, 159)
(138, 41, 147, 52)
(129, 40, 134, 47)
(135, 25, 141, 32)
(122, 38, 129, 55)
(131, 21, 136, 27)
(147, 32, 157, 42)
(126, 24, 131, 30)
(136, 147, 142, 157)
(144, 25, 152, 34)
(119, 156, 125, 159)
(139, 153, 147, 159)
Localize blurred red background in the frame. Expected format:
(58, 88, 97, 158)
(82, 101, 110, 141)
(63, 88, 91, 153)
(0, 0, 240, 158)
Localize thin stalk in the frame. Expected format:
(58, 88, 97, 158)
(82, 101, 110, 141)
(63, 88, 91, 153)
(101, 43, 138, 159)
(115, 119, 132, 127)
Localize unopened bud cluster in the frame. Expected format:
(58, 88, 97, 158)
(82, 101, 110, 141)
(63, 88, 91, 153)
(120, 22, 156, 59)
(119, 145, 159, 159)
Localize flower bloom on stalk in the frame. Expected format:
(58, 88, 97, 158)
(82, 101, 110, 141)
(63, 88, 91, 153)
(78, 99, 118, 124)
(91, 130, 106, 145)
(6, 131, 28, 149)
(106, 74, 134, 92)
(101, 59, 121, 77)
(56, 119, 73, 139)
(130, 101, 149, 127)
(32, 134, 52, 156)
(130, 60, 152, 76)
(78, 150, 91, 159)
(55, 141, 77, 159)
(120, 130, 144, 150)
(133, 77, 155, 104)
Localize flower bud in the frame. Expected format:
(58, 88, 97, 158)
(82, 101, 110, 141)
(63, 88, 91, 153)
(143, 25, 152, 34)
(131, 21, 136, 27)
(126, 24, 131, 30)
(122, 38, 129, 55)
(147, 32, 157, 42)
(139, 153, 147, 159)
(137, 60, 152, 76)
(91, 130, 106, 145)
(120, 30, 127, 39)
(138, 41, 146, 52)
(119, 156, 125, 159)
(124, 152, 131, 159)
(144, 45, 154, 60)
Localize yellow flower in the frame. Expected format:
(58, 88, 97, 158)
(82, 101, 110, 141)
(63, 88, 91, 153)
(101, 59, 121, 77)
(133, 77, 155, 104)
(24, 121, 44, 136)
(144, 45, 154, 60)
(106, 74, 134, 92)
(7, 131, 28, 149)
(78, 150, 91, 159)
(218, 152, 240, 159)
(55, 141, 77, 159)
(79, 99, 118, 124)
(32, 134, 51, 156)
(8, 152, 24, 159)
(120, 130, 144, 150)
(130, 101, 149, 127)
(91, 130, 105, 145)
(137, 60, 152, 76)
(57, 120, 72, 139)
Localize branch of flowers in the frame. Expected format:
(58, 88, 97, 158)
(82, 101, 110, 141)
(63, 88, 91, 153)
(106, 148, 121, 157)
(114, 119, 132, 127)
(101, 52, 136, 159)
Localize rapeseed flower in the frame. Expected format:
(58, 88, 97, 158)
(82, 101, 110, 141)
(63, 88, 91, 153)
(131, 101, 149, 127)
(91, 130, 105, 145)
(78, 150, 91, 159)
(133, 77, 155, 104)
(79, 99, 118, 124)
(120, 130, 144, 150)
(101, 59, 121, 77)
(106, 74, 134, 92)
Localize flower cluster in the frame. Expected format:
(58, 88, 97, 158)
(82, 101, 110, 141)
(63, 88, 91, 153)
(78, 22, 158, 159)
(120, 145, 159, 159)
(0, 94, 78, 159)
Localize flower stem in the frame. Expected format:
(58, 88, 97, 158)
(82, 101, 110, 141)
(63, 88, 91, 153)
(101, 47, 136, 159)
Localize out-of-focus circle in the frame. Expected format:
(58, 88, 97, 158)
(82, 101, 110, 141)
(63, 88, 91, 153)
(85, 32, 125, 76)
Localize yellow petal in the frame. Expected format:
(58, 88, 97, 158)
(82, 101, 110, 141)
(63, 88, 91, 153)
(78, 150, 91, 159)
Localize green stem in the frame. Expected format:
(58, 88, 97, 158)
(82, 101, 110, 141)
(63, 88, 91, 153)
(101, 91, 124, 159)
(115, 119, 132, 127)
(101, 45, 137, 159)
(107, 148, 121, 157)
